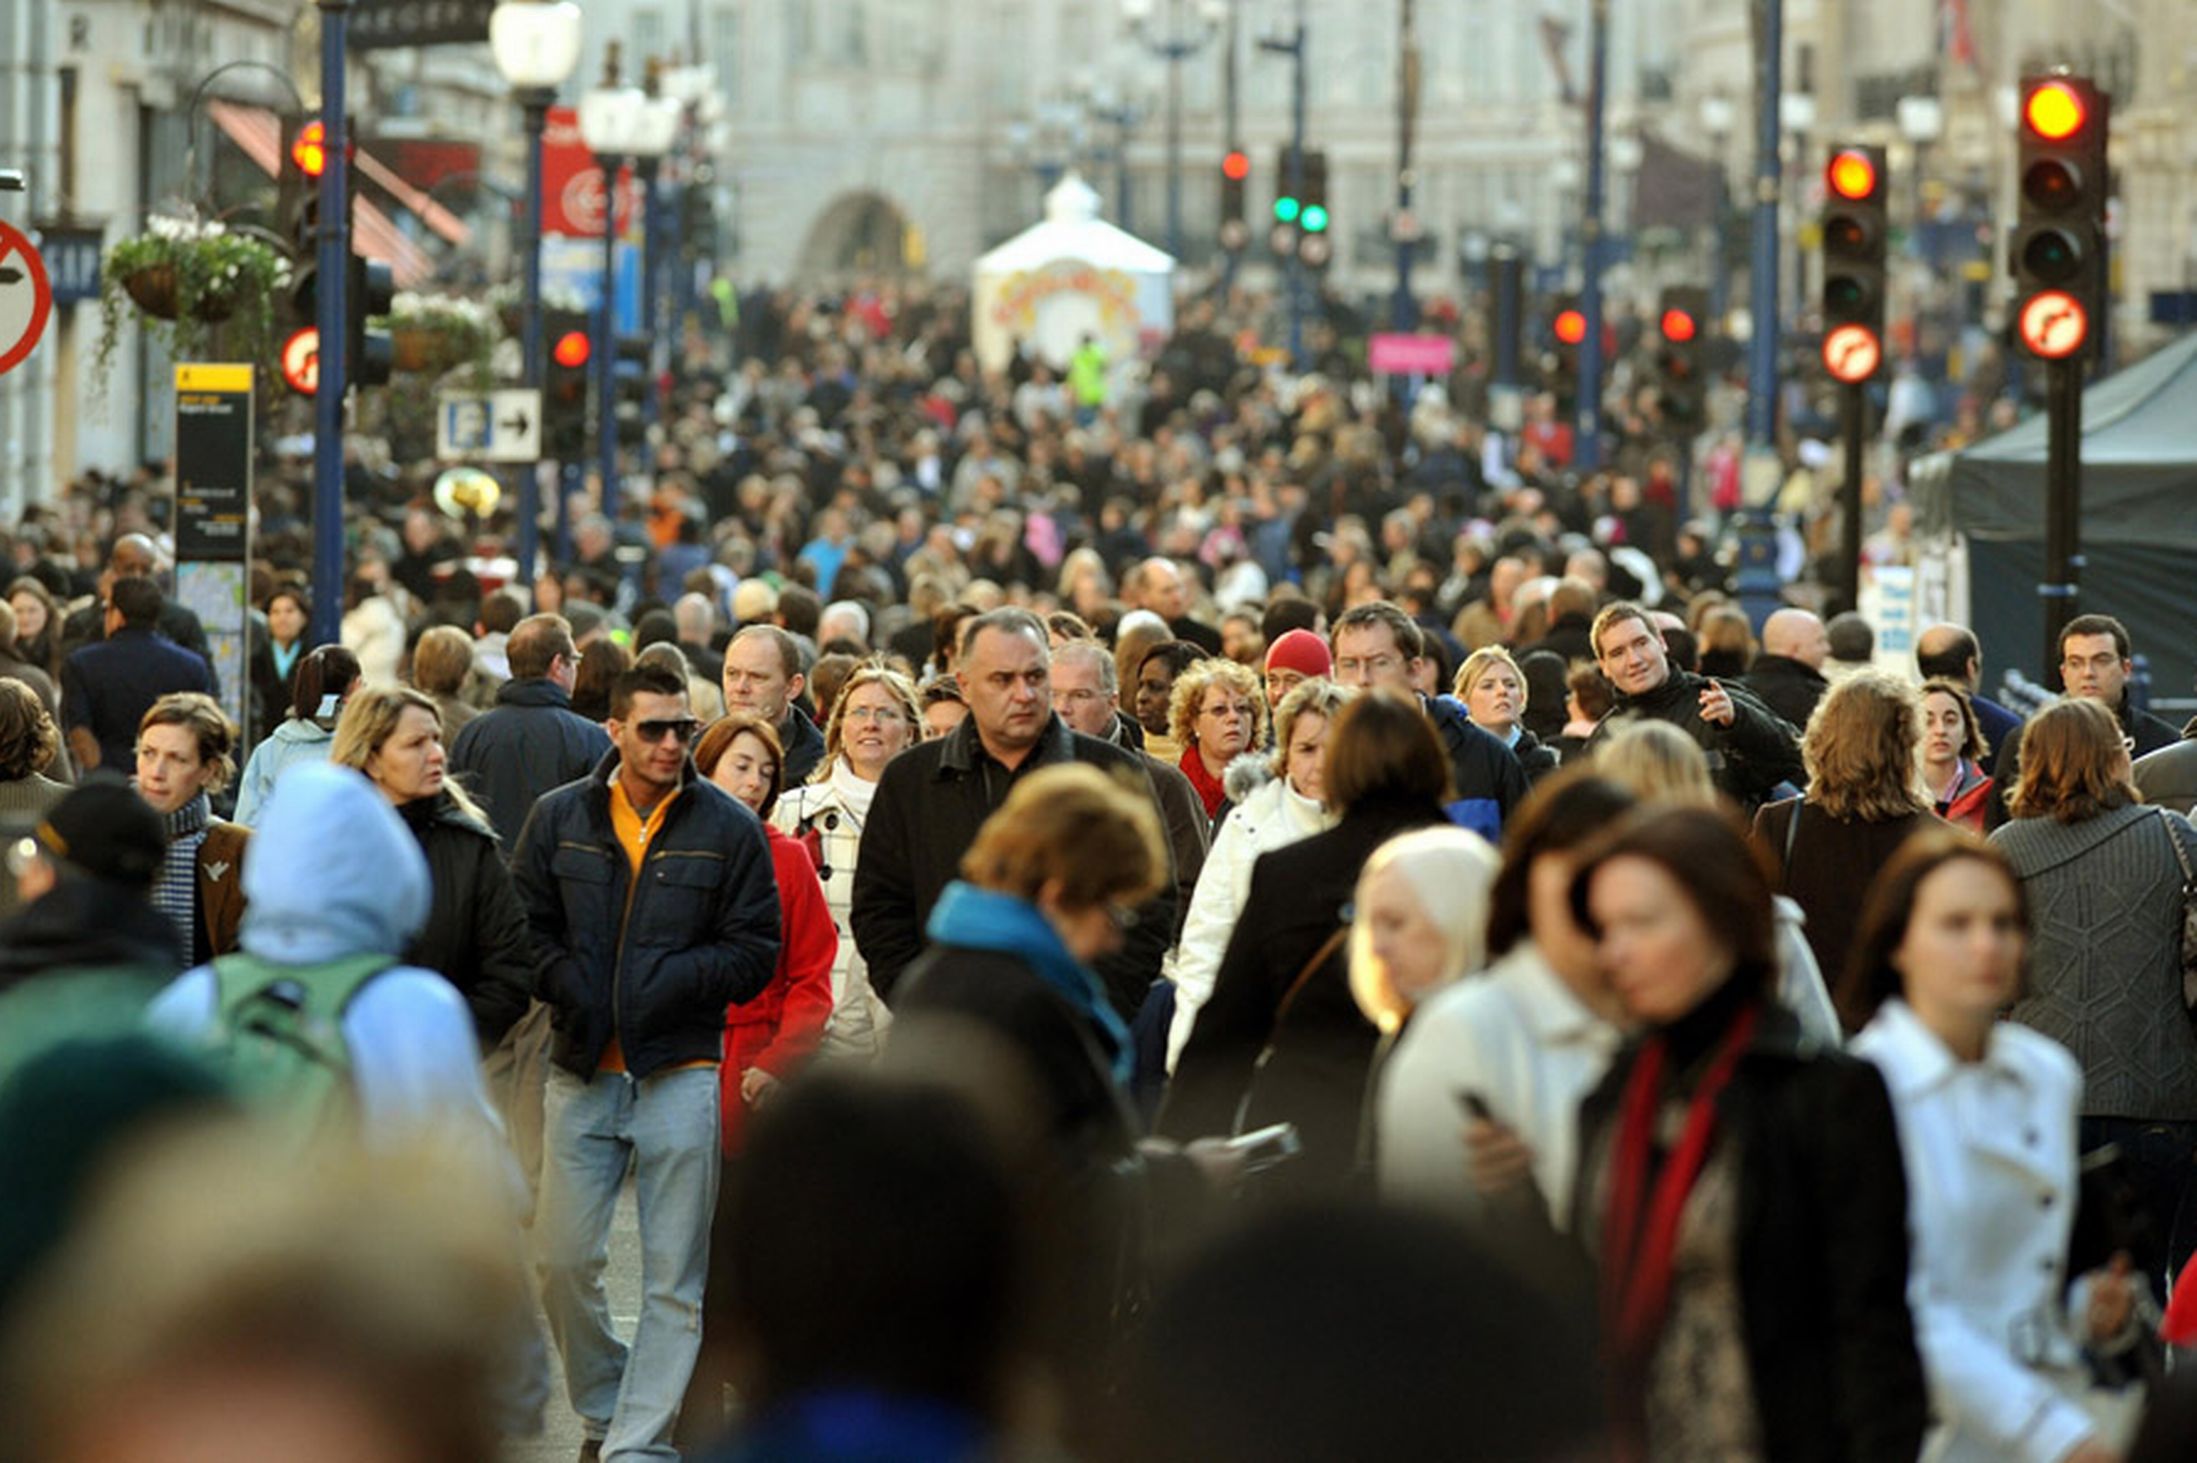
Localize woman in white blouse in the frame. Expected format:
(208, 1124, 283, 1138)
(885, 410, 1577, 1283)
(772, 664, 923, 1058)
(1377, 769, 1637, 1229)
(1847, 829, 2138, 1463)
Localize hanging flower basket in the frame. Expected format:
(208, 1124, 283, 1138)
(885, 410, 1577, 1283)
(95, 214, 287, 380)
(385, 292, 499, 380)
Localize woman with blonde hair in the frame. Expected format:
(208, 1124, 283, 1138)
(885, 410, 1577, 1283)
(1752, 670, 1937, 1003)
(1167, 656, 1266, 823)
(1454, 645, 1559, 782)
(1347, 826, 1502, 1041)
(772, 663, 923, 1057)
(1995, 695, 2197, 1287)
(330, 686, 535, 1047)
(1166, 680, 1352, 1069)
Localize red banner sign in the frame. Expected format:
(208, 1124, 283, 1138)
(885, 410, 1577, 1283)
(541, 106, 638, 240)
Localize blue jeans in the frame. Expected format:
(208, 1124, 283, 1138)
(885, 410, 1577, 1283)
(540, 1065, 721, 1462)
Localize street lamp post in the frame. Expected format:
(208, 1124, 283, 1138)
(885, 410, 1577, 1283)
(311, 0, 352, 649)
(1577, 0, 1610, 472)
(490, 0, 582, 590)
(1700, 93, 1735, 325)
(579, 61, 670, 521)
(1123, 0, 1227, 264)
(1257, 0, 1308, 368)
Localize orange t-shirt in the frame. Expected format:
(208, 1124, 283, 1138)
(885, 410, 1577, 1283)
(595, 775, 680, 1075)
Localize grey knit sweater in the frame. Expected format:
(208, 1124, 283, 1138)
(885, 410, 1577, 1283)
(0, 773, 68, 820)
(1992, 803, 2197, 1120)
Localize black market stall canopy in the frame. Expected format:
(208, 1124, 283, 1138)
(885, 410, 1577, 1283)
(1909, 328, 2197, 703)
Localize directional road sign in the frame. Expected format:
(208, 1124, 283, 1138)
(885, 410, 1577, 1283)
(0, 219, 54, 378)
(436, 387, 543, 463)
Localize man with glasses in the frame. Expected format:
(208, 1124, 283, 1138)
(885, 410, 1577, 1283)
(2057, 614, 2178, 757)
(1329, 600, 1527, 839)
(512, 661, 780, 1463)
(449, 613, 613, 854)
(853, 607, 1177, 1019)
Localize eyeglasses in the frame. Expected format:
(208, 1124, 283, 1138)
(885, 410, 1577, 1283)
(842, 705, 906, 724)
(634, 718, 702, 745)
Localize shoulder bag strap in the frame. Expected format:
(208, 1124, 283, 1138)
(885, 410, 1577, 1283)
(1266, 925, 1351, 1047)
(2159, 807, 2195, 889)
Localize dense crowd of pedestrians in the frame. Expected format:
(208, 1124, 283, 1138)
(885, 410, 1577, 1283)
(5, 287, 2197, 1463)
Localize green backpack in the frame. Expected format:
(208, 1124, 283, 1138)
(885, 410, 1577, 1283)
(207, 951, 395, 1146)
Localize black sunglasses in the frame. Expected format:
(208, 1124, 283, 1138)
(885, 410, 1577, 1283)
(634, 718, 702, 745)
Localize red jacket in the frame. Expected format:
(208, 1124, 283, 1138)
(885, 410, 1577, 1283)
(719, 822, 837, 1155)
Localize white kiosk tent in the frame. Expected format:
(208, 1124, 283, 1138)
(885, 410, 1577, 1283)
(972, 172, 1175, 381)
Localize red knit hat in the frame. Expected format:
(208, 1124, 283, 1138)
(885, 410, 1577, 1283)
(1264, 628, 1333, 681)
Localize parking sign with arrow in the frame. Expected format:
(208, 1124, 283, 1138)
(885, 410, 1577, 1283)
(436, 387, 543, 463)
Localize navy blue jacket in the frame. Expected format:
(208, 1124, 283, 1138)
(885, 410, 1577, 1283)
(779, 706, 827, 787)
(61, 628, 214, 771)
(449, 677, 613, 854)
(1425, 694, 1529, 840)
(511, 753, 781, 1079)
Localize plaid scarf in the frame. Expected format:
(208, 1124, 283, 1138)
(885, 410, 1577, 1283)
(154, 793, 211, 960)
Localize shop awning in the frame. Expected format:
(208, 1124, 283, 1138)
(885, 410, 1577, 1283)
(205, 98, 440, 287)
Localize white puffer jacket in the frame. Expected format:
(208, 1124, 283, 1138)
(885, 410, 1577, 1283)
(1165, 756, 1336, 1070)
(771, 759, 890, 1058)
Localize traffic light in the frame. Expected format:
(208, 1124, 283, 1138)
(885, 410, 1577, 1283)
(1820, 143, 1888, 384)
(1297, 150, 1331, 269)
(545, 314, 591, 460)
(348, 254, 395, 388)
(2012, 73, 2109, 362)
(279, 117, 323, 327)
(1655, 286, 1709, 428)
(1272, 143, 1302, 226)
(1546, 294, 1584, 404)
(1220, 149, 1250, 253)
(612, 335, 650, 448)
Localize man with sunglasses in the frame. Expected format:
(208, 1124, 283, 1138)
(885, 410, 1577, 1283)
(512, 661, 781, 1463)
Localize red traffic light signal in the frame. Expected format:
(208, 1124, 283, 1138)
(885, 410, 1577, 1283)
(553, 330, 592, 369)
(1659, 308, 1698, 344)
(2023, 80, 2088, 142)
(1826, 149, 1878, 202)
(2017, 289, 2089, 360)
(291, 121, 328, 178)
(1552, 308, 1588, 346)
(1222, 150, 1250, 182)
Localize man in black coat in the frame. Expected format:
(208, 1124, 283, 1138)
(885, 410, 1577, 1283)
(58, 534, 216, 687)
(60, 578, 213, 774)
(448, 613, 613, 853)
(1329, 601, 1527, 840)
(1584, 602, 1803, 811)
(1742, 608, 1832, 739)
(851, 608, 1177, 1018)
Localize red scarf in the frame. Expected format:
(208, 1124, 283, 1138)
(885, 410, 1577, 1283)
(1179, 744, 1229, 820)
(1599, 1002, 1759, 1455)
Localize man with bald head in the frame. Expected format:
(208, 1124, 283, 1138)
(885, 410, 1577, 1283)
(60, 534, 216, 687)
(1132, 556, 1221, 656)
(1743, 608, 1833, 736)
(1914, 622, 2022, 778)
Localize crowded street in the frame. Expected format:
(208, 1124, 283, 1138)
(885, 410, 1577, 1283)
(5, 1, 2197, 1460)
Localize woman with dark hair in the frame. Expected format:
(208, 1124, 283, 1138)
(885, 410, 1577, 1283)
(569, 639, 631, 723)
(1845, 831, 2135, 1463)
(232, 644, 362, 825)
(1162, 688, 1455, 1190)
(1378, 768, 1637, 1228)
(1994, 696, 2197, 1288)
(6, 576, 65, 683)
(1919, 678, 1994, 832)
(1752, 670, 1938, 1005)
(1572, 805, 1926, 1461)
(251, 586, 311, 745)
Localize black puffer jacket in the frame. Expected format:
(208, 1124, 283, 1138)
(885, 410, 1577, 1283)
(398, 790, 541, 1046)
(511, 753, 781, 1079)
(1585, 667, 1803, 810)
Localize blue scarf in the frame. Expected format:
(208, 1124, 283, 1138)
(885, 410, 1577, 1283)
(925, 882, 1133, 1087)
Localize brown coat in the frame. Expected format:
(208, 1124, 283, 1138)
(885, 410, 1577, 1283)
(196, 820, 249, 960)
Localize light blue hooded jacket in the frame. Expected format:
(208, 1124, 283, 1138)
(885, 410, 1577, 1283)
(232, 716, 335, 826)
(148, 761, 493, 1141)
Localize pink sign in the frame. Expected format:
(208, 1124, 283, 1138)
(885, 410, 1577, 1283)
(1368, 332, 1456, 377)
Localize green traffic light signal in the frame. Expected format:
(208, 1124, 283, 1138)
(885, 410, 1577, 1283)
(1301, 203, 1329, 234)
(1274, 195, 1301, 224)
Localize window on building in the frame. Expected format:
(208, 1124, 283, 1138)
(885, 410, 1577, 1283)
(710, 6, 741, 102)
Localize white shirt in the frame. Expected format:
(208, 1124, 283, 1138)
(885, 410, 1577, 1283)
(1377, 942, 1622, 1231)
(1851, 999, 2098, 1463)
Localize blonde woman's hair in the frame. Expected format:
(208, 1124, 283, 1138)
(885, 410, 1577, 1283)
(331, 686, 489, 829)
(1801, 670, 1931, 821)
(1269, 678, 1355, 779)
(818, 662, 922, 782)
(410, 625, 474, 698)
(1453, 645, 1529, 712)
(1594, 720, 1717, 807)
(1166, 656, 1267, 751)
(960, 763, 1166, 910)
(1348, 826, 1502, 1035)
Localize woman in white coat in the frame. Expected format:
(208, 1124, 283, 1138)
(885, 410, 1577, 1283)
(772, 664, 922, 1058)
(1164, 679, 1352, 1070)
(1377, 768, 1636, 1230)
(1846, 829, 2139, 1463)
